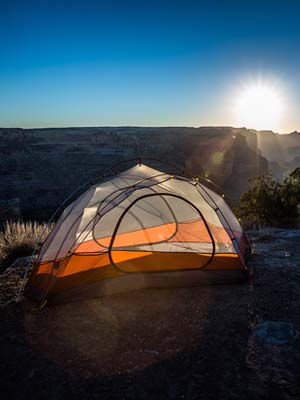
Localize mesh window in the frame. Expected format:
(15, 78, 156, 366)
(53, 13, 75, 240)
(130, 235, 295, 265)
(109, 194, 214, 272)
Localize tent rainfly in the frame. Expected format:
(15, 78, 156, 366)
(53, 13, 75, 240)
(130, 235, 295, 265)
(25, 163, 250, 304)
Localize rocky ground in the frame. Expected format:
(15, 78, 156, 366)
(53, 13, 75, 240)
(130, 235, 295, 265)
(0, 230, 300, 399)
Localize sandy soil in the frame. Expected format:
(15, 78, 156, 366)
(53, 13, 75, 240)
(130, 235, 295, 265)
(0, 230, 300, 399)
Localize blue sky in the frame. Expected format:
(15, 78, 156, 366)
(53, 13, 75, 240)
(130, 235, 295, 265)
(1, 0, 300, 132)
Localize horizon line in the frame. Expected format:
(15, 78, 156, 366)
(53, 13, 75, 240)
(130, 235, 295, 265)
(0, 125, 298, 135)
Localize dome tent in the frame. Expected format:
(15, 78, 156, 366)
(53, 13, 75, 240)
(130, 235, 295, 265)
(25, 162, 250, 305)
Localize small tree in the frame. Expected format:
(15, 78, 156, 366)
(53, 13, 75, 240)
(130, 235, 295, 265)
(237, 168, 300, 228)
(283, 167, 300, 210)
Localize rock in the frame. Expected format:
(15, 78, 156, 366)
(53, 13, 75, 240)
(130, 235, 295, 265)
(251, 321, 299, 345)
(5, 256, 36, 277)
(243, 129, 300, 179)
(9, 255, 36, 269)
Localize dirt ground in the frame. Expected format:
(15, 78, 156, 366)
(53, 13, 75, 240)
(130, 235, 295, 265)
(1, 230, 300, 400)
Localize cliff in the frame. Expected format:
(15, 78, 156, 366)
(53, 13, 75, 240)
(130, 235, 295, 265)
(241, 129, 300, 179)
(0, 126, 273, 220)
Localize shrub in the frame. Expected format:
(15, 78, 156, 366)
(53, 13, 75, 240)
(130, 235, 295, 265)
(237, 167, 300, 228)
(0, 220, 54, 272)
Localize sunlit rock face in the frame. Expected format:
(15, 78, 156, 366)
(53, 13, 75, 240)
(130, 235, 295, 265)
(184, 132, 268, 200)
(2, 125, 295, 220)
(242, 129, 300, 179)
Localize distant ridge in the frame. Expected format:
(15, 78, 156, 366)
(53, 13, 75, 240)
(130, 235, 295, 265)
(0, 126, 299, 220)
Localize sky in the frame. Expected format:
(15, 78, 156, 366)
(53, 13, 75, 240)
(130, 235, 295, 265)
(1, 0, 300, 132)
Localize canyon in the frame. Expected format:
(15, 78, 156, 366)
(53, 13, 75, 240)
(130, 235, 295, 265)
(0, 126, 299, 221)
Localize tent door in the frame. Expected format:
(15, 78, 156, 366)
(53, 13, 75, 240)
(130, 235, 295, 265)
(108, 193, 215, 273)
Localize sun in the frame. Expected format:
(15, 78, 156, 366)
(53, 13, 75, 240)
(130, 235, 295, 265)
(234, 82, 285, 131)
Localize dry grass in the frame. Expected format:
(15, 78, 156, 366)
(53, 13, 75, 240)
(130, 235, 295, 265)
(0, 220, 54, 272)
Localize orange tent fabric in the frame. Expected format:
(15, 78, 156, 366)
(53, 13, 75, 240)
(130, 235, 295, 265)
(25, 164, 250, 304)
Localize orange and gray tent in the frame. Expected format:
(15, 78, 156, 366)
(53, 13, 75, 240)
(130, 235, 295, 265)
(25, 163, 250, 304)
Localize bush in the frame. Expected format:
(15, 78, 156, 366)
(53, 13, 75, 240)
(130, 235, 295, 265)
(237, 168, 300, 228)
(0, 220, 54, 272)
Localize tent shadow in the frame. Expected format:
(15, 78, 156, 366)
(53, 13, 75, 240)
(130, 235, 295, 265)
(14, 282, 251, 399)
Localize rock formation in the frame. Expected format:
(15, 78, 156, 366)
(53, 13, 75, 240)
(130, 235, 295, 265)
(2, 126, 297, 220)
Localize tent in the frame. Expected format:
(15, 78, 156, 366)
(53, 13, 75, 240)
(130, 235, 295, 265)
(25, 163, 250, 304)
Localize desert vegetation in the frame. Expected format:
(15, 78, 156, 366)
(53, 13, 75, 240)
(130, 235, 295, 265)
(0, 220, 53, 273)
(237, 167, 300, 228)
